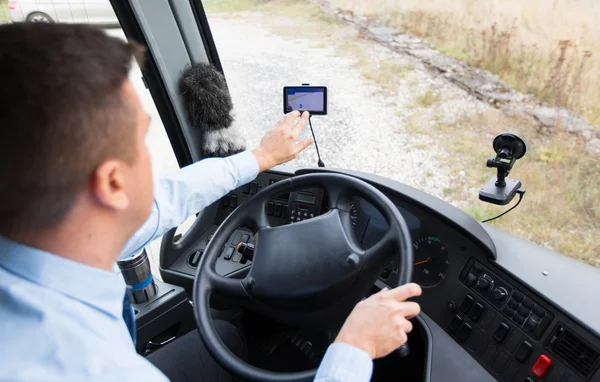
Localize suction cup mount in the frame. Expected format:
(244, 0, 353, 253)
(479, 133, 527, 205)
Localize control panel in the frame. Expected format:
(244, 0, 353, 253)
(461, 260, 553, 340)
(218, 173, 324, 227)
(437, 258, 600, 382)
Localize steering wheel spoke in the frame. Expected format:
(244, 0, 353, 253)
(206, 270, 250, 300)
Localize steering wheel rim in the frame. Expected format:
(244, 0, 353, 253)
(192, 173, 413, 382)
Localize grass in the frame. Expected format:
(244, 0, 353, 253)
(429, 109, 599, 267)
(328, 0, 600, 130)
(416, 90, 439, 107)
(0, 0, 8, 23)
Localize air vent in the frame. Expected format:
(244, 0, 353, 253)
(549, 325, 600, 379)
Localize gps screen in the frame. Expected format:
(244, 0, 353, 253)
(284, 86, 327, 115)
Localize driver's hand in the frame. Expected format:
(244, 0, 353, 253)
(333, 283, 422, 360)
(251, 110, 313, 172)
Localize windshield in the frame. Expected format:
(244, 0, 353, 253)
(201, 0, 599, 268)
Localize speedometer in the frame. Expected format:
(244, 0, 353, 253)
(412, 235, 449, 288)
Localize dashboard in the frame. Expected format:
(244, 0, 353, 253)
(161, 168, 600, 382)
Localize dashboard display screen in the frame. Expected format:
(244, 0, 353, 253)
(295, 192, 316, 205)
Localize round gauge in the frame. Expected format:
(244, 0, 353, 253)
(349, 202, 358, 226)
(412, 235, 449, 288)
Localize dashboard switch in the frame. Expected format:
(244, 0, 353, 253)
(266, 202, 275, 215)
(477, 275, 494, 291)
(515, 340, 533, 363)
(274, 203, 283, 217)
(223, 247, 234, 260)
(461, 295, 475, 313)
(448, 315, 462, 333)
(524, 316, 539, 334)
(465, 273, 477, 286)
(531, 354, 552, 378)
(492, 287, 508, 302)
(469, 302, 485, 322)
(249, 182, 258, 194)
(493, 322, 510, 343)
(229, 194, 238, 208)
(457, 322, 472, 342)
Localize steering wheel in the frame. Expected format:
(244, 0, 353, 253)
(192, 173, 413, 382)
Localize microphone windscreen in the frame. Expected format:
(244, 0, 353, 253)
(179, 63, 233, 131)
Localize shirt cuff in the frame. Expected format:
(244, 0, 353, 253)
(230, 150, 259, 186)
(315, 343, 373, 382)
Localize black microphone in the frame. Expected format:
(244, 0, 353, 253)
(179, 63, 246, 158)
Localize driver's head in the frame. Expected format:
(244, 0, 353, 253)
(0, 23, 153, 251)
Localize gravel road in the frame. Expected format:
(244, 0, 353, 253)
(206, 14, 463, 200)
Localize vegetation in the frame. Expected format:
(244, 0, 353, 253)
(204, 0, 599, 267)
(0, 0, 8, 23)
(329, 0, 600, 128)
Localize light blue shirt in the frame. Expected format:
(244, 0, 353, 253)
(0, 150, 372, 381)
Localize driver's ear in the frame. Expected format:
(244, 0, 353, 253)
(91, 160, 130, 210)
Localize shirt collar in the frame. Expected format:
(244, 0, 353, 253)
(0, 235, 126, 318)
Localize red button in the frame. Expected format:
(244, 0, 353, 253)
(531, 354, 552, 377)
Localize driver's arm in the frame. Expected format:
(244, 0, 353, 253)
(119, 111, 313, 259)
(314, 284, 422, 382)
(119, 150, 259, 258)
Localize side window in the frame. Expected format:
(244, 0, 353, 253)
(2, 2, 181, 277)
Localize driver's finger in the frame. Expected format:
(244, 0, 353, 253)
(284, 110, 301, 126)
(291, 112, 310, 136)
(396, 301, 421, 319)
(295, 138, 314, 154)
(385, 283, 422, 302)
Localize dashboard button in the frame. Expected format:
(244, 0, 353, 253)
(532, 306, 545, 318)
(230, 232, 242, 245)
(492, 352, 509, 374)
(473, 263, 483, 272)
(249, 182, 258, 194)
(457, 322, 472, 342)
(242, 184, 250, 194)
(223, 247, 234, 260)
(274, 203, 283, 217)
(266, 202, 275, 215)
(241, 234, 250, 243)
(517, 305, 530, 317)
(513, 313, 525, 326)
(502, 306, 514, 318)
(493, 322, 510, 343)
(531, 354, 552, 378)
(232, 252, 242, 263)
(283, 205, 288, 217)
(188, 251, 202, 267)
(461, 295, 475, 313)
(524, 316, 539, 334)
(465, 273, 477, 286)
(469, 303, 485, 322)
(448, 315, 462, 333)
(522, 298, 534, 310)
(512, 291, 524, 302)
(515, 340, 533, 363)
(222, 196, 230, 207)
(507, 299, 519, 310)
(230, 194, 238, 207)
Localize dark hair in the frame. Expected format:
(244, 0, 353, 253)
(0, 23, 145, 234)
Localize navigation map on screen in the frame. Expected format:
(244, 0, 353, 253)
(286, 88, 325, 112)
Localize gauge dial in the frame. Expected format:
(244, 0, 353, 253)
(412, 235, 449, 287)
